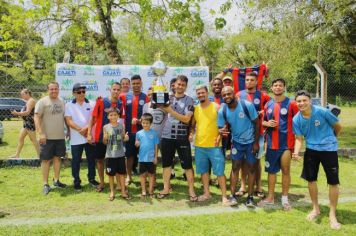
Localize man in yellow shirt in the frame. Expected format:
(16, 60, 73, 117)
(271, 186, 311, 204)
(190, 85, 235, 206)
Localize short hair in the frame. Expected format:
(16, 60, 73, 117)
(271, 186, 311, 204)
(131, 74, 142, 81)
(170, 78, 177, 85)
(47, 81, 59, 89)
(21, 88, 32, 96)
(295, 90, 311, 99)
(120, 77, 130, 83)
(195, 85, 208, 92)
(141, 113, 153, 123)
(176, 75, 188, 84)
(211, 77, 223, 84)
(271, 78, 286, 86)
(106, 107, 121, 116)
(246, 71, 258, 78)
(111, 82, 121, 87)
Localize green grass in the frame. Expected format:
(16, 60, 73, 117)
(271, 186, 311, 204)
(0, 158, 355, 234)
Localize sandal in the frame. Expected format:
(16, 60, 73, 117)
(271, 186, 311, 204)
(235, 189, 247, 197)
(96, 186, 104, 192)
(108, 195, 115, 201)
(189, 195, 198, 202)
(306, 211, 320, 221)
(197, 195, 211, 202)
(121, 194, 132, 200)
(254, 191, 265, 198)
(157, 192, 170, 199)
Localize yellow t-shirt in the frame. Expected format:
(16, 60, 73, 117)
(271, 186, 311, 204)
(194, 102, 221, 147)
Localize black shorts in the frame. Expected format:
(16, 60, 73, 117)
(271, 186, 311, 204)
(105, 157, 126, 176)
(94, 142, 106, 160)
(139, 162, 155, 174)
(40, 139, 66, 161)
(125, 133, 139, 158)
(161, 138, 193, 170)
(301, 148, 339, 185)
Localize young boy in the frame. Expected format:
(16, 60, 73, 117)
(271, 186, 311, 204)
(135, 113, 159, 198)
(103, 108, 129, 201)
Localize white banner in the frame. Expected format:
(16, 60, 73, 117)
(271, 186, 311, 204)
(55, 63, 209, 103)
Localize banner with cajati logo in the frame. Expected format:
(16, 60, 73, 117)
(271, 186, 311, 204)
(56, 63, 209, 103)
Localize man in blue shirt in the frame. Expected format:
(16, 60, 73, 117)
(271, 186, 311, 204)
(218, 86, 260, 207)
(292, 90, 342, 230)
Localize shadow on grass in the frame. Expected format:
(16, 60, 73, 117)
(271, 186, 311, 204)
(0, 141, 9, 146)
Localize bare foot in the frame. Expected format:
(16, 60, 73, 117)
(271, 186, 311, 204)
(330, 218, 341, 230)
(306, 210, 320, 221)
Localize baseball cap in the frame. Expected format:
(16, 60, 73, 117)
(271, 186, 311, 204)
(222, 76, 232, 82)
(72, 83, 86, 92)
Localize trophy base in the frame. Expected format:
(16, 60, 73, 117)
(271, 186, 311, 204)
(151, 92, 170, 109)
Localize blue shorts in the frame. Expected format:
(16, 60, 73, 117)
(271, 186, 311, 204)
(265, 149, 290, 173)
(231, 141, 257, 164)
(195, 147, 225, 176)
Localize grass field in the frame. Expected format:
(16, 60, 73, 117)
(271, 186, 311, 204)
(1, 107, 355, 159)
(0, 158, 356, 235)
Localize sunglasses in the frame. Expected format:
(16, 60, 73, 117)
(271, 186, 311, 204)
(75, 90, 86, 94)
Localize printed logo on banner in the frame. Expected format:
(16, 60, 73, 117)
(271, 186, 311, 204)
(103, 67, 121, 76)
(190, 69, 208, 77)
(86, 93, 96, 101)
(62, 94, 74, 104)
(173, 67, 184, 76)
(130, 65, 140, 74)
(83, 80, 99, 91)
(194, 80, 206, 88)
(57, 65, 76, 76)
(83, 66, 95, 76)
(61, 79, 74, 91)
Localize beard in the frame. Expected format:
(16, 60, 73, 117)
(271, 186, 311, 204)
(199, 98, 206, 103)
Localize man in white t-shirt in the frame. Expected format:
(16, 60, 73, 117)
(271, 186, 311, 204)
(34, 81, 67, 195)
(65, 83, 99, 191)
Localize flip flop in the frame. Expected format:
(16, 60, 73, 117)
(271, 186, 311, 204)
(330, 220, 341, 230)
(189, 195, 198, 202)
(108, 195, 115, 201)
(96, 186, 104, 192)
(121, 194, 132, 200)
(254, 191, 266, 198)
(306, 211, 320, 221)
(257, 199, 275, 207)
(235, 189, 247, 197)
(157, 193, 170, 199)
(197, 195, 212, 202)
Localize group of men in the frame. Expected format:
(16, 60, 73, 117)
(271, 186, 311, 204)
(34, 69, 342, 229)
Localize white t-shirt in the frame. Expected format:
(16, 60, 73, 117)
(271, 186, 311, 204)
(65, 99, 94, 145)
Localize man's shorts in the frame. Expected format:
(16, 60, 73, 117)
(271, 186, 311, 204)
(301, 148, 339, 185)
(231, 141, 257, 164)
(40, 139, 66, 161)
(139, 162, 155, 174)
(265, 149, 291, 173)
(105, 157, 126, 176)
(125, 133, 138, 158)
(94, 142, 106, 160)
(195, 147, 225, 176)
(161, 138, 193, 170)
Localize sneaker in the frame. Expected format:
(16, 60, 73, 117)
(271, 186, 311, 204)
(246, 195, 256, 208)
(43, 184, 51, 195)
(53, 180, 67, 188)
(74, 184, 82, 191)
(89, 179, 99, 188)
(229, 194, 238, 205)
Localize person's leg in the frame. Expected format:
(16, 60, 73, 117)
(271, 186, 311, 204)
(126, 155, 134, 183)
(260, 149, 281, 204)
(12, 128, 27, 158)
(200, 173, 210, 197)
(41, 160, 51, 185)
(239, 161, 247, 193)
(329, 184, 340, 228)
(85, 143, 96, 183)
(307, 181, 320, 220)
(255, 159, 262, 192)
(140, 173, 147, 195)
(230, 160, 242, 195)
(185, 168, 196, 198)
(71, 144, 83, 186)
(118, 174, 127, 196)
(281, 150, 291, 209)
(97, 159, 105, 188)
(53, 156, 62, 182)
(159, 138, 174, 195)
(27, 130, 40, 157)
(108, 175, 115, 199)
(266, 173, 276, 202)
(218, 175, 227, 199)
(177, 139, 196, 198)
(148, 173, 155, 195)
(246, 162, 257, 196)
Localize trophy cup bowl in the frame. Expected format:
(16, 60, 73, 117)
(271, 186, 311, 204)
(151, 60, 170, 108)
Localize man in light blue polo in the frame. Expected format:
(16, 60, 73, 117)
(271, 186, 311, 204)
(292, 90, 342, 230)
(218, 86, 260, 207)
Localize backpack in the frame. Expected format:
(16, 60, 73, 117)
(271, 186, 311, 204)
(222, 99, 251, 129)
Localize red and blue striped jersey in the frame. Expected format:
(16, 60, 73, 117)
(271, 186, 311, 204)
(232, 64, 268, 93)
(120, 92, 149, 134)
(208, 95, 224, 105)
(92, 97, 124, 143)
(238, 90, 270, 135)
(263, 97, 298, 150)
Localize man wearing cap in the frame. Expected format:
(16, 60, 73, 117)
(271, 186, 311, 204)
(222, 76, 233, 88)
(65, 83, 99, 191)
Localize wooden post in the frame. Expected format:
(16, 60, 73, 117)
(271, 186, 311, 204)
(313, 62, 328, 106)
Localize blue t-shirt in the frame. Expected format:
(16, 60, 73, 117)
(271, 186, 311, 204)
(136, 129, 160, 162)
(217, 100, 258, 144)
(292, 105, 339, 151)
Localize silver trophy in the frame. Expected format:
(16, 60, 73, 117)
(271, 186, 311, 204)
(151, 60, 169, 108)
